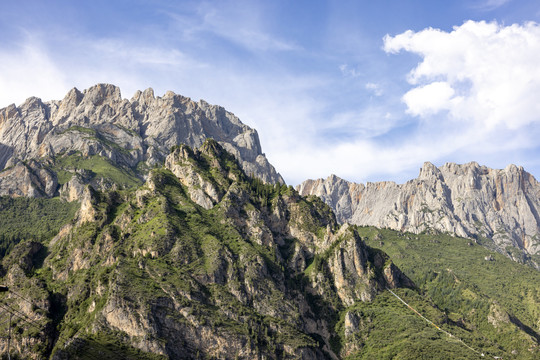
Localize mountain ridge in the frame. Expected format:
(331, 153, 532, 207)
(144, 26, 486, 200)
(0, 142, 537, 358)
(0, 83, 283, 198)
(297, 161, 540, 267)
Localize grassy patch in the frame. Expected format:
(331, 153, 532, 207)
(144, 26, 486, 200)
(338, 289, 496, 359)
(52, 153, 142, 187)
(359, 226, 540, 358)
(0, 196, 79, 259)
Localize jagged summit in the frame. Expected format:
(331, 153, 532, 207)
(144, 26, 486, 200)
(298, 162, 540, 267)
(0, 83, 283, 197)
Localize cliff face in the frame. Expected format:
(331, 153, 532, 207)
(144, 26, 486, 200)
(297, 162, 540, 265)
(0, 84, 283, 197)
(0, 141, 411, 359)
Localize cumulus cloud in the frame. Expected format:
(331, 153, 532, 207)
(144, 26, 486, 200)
(402, 81, 458, 116)
(384, 20, 540, 130)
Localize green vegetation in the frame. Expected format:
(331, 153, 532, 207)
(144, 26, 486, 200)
(58, 332, 167, 360)
(338, 289, 500, 359)
(249, 176, 294, 207)
(35, 147, 333, 357)
(358, 226, 540, 359)
(0, 196, 79, 259)
(51, 153, 142, 187)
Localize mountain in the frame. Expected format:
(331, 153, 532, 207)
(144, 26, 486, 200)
(1, 142, 538, 359)
(297, 161, 540, 268)
(0, 140, 422, 359)
(0, 86, 538, 359)
(0, 84, 283, 198)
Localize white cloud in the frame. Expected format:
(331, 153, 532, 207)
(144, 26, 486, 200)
(90, 39, 190, 66)
(339, 64, 362, 78)
(365, 82, 383, 96)
(402, 81, 458, 116)
(384, 20, 540, 130)
(320, 106, 399, 140)
(272, 133, 455, 185)
(168, 1, 299, 53)
(0, 41, 71, 106)
(473, 0, 512, 11)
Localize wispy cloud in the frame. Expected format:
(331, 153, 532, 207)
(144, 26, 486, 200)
(339, 64, 362, 78)
(472, 0, 512, 11)
(365, 82, 383, 96)
(91, 40, 190, 66)
(167, 1, 300, 53)
(0, 38, 70, 106)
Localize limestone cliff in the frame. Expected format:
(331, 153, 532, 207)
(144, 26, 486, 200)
(0, 84, 283, 197)
(297, 162, 540, 266)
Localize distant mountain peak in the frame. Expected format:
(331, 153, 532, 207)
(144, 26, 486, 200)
(298, 162, 540, 268)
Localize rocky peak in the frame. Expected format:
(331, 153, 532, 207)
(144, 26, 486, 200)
(505, 163, 523, 174)
(21, 96, 45, 110)
(298, 162, 540, 267)
(418, 161, 443, 182)
(61, 87, 84, 107)
(0, 104, 17, 127)
(131, 87, 156, 106)
(0, 84, 283, 198)
(82, 83, 122, 106)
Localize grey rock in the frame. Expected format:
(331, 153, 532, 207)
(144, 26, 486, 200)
(164, 144, 224, 209)
(298, 162, 540, 263)
(60, 174, 86, 202)
(0, 159, 57, 197)
(0, 84, 283, 197)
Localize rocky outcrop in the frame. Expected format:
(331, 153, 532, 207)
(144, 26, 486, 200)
(164, 142, 229, 209)
(320, 225, 412, 305)
(0, 160, 57, 197)
(298, 162, 540, 263)
(0, 84, 283, 198)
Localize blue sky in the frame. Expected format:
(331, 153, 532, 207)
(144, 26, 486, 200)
(2, 0, 540, 185)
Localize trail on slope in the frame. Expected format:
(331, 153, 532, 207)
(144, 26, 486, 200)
(385, 287, 497, 359)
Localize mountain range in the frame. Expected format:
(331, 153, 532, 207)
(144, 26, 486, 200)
(0, 84, 538, 359)
(298, 162, 540, 269)
(0, 83, 282, 199)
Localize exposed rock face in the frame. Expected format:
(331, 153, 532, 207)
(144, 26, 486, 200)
(320, 225, 413, 305)
(0, 160, 57, 197)
(164, 142, 227, 209)
(297, 162, 540, 263)
(0, 84, 283, 197)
